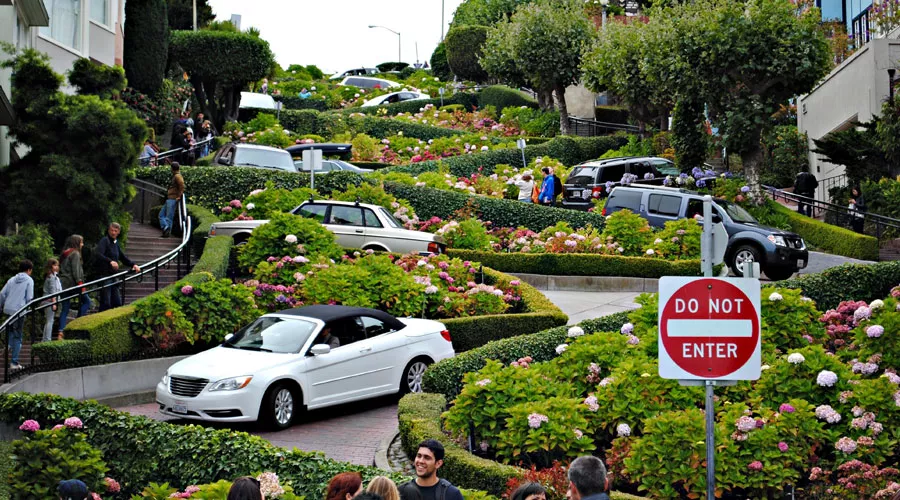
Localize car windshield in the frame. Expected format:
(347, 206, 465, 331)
(234, 148, 295, 172)
(378, 207, 403, 228)
(224, 316, 316, 354)
(568, 166, 598, 180)
(716, 199, 757, 223)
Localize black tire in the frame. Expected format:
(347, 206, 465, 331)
(400, 358, 431, 395)
(729, 244, 761, 277)
(261, 383, 297, 430)
(764, 267, 795, 281)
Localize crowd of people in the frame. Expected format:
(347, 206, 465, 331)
(51, 441, 613, 500)
(140, 110, 216, 167)
(506, 167, 563, 206)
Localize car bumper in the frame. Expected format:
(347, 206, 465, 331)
(768, 247, 809, 270)
(155, 382, 261, 423)
(561, 199, 593, 210)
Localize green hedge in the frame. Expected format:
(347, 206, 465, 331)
(31, 340, 92, 364)
(398, 393, 645, 500)
(0, 440, 10, 500)
(476, 85, 538, 110)
(443, 268, 566, 352)
(0, 393, 404, 497)
(278, 96, 329, 111)
(423, 311, 631, 401)
(348, 115, 465, 141)
(64, 306, 138, 357)
(447, 250, 703, 277)
(771, 202, 879, 261)
(779, 261, 900, 311)
(384, 181, 608, 232)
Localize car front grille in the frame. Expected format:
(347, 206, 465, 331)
(169, 376, 209, 398)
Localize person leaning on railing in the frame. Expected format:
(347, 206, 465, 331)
(159, 162, 185, 238)
(96, 222, 140, 311)
(1, 259, 34, 371)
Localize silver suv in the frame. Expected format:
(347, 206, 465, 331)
(209, 200, 446, 255)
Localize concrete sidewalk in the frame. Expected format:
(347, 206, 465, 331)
(543, 290, 641, 324)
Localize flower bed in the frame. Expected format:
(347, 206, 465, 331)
(430, 286, 900, 498)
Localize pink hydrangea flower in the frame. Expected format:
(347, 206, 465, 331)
(736, 416, 756, 432)
(105, 477, 121, 493)
(867, 325, 885, 338)
(778, 442, 789, 452)
(836, 436, 858, 453)
(64, 417, 83, 429)
(748, 461, 763, 471)
(779, 403, 795, 413)
(527, 413, 549, 429)
(476, 378, 491, 387)
(19, 420, 40, 432)
(584, 395, 599, 412)
(181, 285, 193, 295)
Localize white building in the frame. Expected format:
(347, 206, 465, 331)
(0, 0, 124, 167)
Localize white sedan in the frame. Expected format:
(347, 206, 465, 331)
(361, 90, 431, 107)
(156, 305, 454, 429)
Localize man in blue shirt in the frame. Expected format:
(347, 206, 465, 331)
(566, 456, 611, 500)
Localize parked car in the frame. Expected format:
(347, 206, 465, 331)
(331, 68, 380, 79)
(209, 199, 446, 255)
(239, 92, 277, 110)
(601, 185, 808, 281)
(212, 143, 296, 173)
(338, 76, 400, 89)
(156, 305, 455, 429)
(294, 159, 373, 174)
(286, 143, 353, 160)
(561, 156, 676, 210)
(361, 91, 430, 107)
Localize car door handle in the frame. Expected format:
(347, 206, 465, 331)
(359, 347, 372, 353)
(355, 229, 364, 233)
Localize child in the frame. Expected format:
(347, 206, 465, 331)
(0, 260, 35, 370)
(42, 258, 61, 343)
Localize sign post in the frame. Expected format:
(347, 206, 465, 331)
(438, 87, 445, 107)
(516, 138, 527, 169)
(302, 149, 323, 190)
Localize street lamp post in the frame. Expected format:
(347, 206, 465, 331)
(369, 25, 401, 63)
(600, 0, 609, 29)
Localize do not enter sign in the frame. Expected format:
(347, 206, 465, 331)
(658, 277, 761, 380)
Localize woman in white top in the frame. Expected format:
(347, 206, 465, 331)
(508, 174, 535, 202)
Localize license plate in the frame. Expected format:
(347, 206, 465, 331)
(582, 189, 592, 199)
(797, 259, 806, 268)
(172, 404, 187, 414)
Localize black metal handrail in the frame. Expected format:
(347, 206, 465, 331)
(140, 137, 215, 166)
(817, 173, 848, 203)
(766, 185, 900, 239)
(568, 116, 640, 136)
(2, 182, 193, 383)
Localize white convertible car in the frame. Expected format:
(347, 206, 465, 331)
(156, 305, 455, 429)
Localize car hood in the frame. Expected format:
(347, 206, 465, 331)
(730, 220, 802, 238)
(167, 345, 295, 380)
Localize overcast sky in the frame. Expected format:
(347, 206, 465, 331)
(206, 0, 466, 75)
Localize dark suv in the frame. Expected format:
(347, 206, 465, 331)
(561, 157, 678, 210)
(602, 185, 808, 281)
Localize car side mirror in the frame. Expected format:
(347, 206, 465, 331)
(712, 213, 722, 223)
(310, 344, 331, 356)
(224, 333, 234, 342)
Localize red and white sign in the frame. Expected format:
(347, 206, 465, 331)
(658, 277, 761, 380)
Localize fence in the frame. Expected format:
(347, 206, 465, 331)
(2, 182, 194, 383)
(568, 116, 640, 136)
(817, 173, 848, 203)
(139, 137, 216, 167)
(766, 184, 900, 239)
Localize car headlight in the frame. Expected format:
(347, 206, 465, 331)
(161, 372, 169, 386)
(768, 235, 787, 247)
(208, 376, 254, 392)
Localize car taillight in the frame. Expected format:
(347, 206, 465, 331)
(440, 330, 452, 342)
(591, 186, 604, 198)
(209, 226, 216, 235)
(428, 242, 441, 254)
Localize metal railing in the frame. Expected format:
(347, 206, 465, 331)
(2, 182, 194, 383)
(766, 185, 900, 240)
(817, 173, 848, 203)
(568, 116, 640, 136)
(140, 137, 215, 166)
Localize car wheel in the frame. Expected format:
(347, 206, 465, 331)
(729, 245, 761, 277)
(262, 383, 297, 430)
(401, 359, 430, 394)
(764, 267, 795, 281)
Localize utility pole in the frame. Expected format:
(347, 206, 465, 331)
(441, 0, 445, 40)
(192, 0, 197, 31)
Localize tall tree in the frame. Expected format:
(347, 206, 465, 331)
(169, 30, 274, 131)
(124, 0, 169, 95)
(481, 0, 593, 134)
(166, 0, 214, 30)
(429, 42, 453, 82)
(0, 50, 147, 241)
(444, 26, 491, 83)
(451, 0, 532, 28)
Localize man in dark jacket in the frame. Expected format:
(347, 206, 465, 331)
(793, 168, 819, 217)
(566, 456, 611, 500)
(97, 222, 140, 311)
(398, 440, 464, 500)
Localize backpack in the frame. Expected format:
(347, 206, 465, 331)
(553, 175, 563, 198)
(531, 182, 540, 203)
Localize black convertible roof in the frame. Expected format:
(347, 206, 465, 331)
(276, 305, 406, 330)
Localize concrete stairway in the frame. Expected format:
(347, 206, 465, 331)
(121, 222, 183, 304)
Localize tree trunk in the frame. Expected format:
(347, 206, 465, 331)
(741, 136, 767, 205)
(556, 85, 571, 135)
(538, 89, 555, 111)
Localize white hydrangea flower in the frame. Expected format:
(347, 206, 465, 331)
(567, 326, 585, 338)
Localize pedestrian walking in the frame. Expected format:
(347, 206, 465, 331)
(566, 455, 610, 500)
(367, 476, 400, 500)
(848, 186, 867, 234)
(538, 167, 559, 207)
(58, 235, 90, 336)
(96, 222, 140, 311)
(1, 260, 34, 371)
(508, 173, 535, 203)
(159, 162, 185, 238)
(326, 473, 363, 500)
(793, 168, 818, 217)
(398, 440, 464, 500)
(42, 258, 61, 342)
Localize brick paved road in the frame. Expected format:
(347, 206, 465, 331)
(116, 395, 399, 466)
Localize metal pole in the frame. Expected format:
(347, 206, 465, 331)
(705, 380, 716, 500)
(701, 195, 713, 277)
(192, 0, 197, 31)
(441, 0, 445, 41)
(398, 32, 401, 64)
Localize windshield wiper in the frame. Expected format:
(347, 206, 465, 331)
(236, 345, 273, 352)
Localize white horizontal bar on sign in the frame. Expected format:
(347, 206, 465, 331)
(666, 319, 754, 338)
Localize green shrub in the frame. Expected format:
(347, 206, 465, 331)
(477, 86, 538, 110)
(759, 286, 826, 353)
(445, 250, 703, 277)
(497, 396, 597, 465)
(430, 42, 453, 82)
(437, 218, 493, 250)
(0, 223, 55, 285)
(191, 235, 233, 279)
(0, 393, 405, 497)
(9, 423, 108, 498)
(601, 210, 654, 256)
(130, 293, 195, 349)
(0, 440, 10, 500)
(778, 261, 900, 310)
(172, 278, 259, 344)
(64, 306, 138, 357)
(186, 204, 221, 256)
(31, 339, 91, 364)
(750, 345, 855, 410)
(769, 202, 879, 261)
(278, 95, 329, 111)
(312, 171, 368, 196)
(348, 115, 465, 141)
(444, 26, 490, 82)
(237, 212, 343, 270)
(220, 183, 316, 221)
(761, 125, 808, 188)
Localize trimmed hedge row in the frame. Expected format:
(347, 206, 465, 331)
(423, 311, 631, 401)
(347, 114, 465, 141)
(447, 250, 703, 277)
(779, 260, 900, 311)
(771, 202, 879, 261)
(0, 393, 404, 497)
(384, 181, 608, 232)
(31, 339, 92, 365)
(475, 85, 538, 110)
(382, 135, 628, 178)
(398, 393, 645, 500)
(443, 267, 567, 352)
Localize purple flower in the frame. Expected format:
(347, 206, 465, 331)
(527, 413, 549, 429)
(181, 285, 194, 295)
(748, 461, 763, 471)
(584, 395, 599, 412)
(835, 437, 857, 453)
(620, 322, 634, 335)
(779, 403, 795, 413)
(626, 335, 640, 345)
(736, 416, 756, 432)
(866, 325, 884, 338)
(817, 370, 838, 387)
(616, 423, 632, 437)
(19, 420, 40, 432)
(741, 186, 751, 193)
(778, 442, 789, 452)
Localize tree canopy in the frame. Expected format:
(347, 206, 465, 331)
(166, 0, 214, 30)
(451, 0, 532, 28)
(444, 26, 491, 83)
(124, 0, 169, 96)
(169, 30, 275, 130)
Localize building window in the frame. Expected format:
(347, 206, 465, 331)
(91, 0, 108, 25)
(40, 0, 82, 51)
